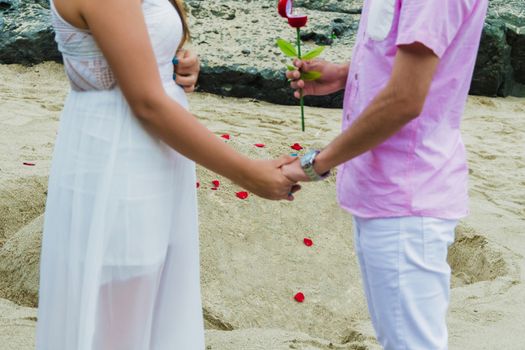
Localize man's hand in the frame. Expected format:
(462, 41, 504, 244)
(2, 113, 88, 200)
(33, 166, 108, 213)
(281, 158, 311, 183)
(286, 60, 349, 98)
(174, 49, 199, 93)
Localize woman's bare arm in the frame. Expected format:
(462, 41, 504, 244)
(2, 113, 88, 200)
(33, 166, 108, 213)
(70, 0, 297, 200)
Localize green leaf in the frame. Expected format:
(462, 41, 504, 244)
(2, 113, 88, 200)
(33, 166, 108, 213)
(301, 46, 325, 60)
(276, 38, 298, 58)
(286, 65, 296, 71)
(301, 71, 322, 81)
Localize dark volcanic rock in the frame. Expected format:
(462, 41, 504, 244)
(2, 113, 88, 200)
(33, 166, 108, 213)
(470, 1, 525, 97)
(198, 61, 344, 108)
(294, 0, 363, 14)
(0, 2, 60, 65)
(471, 19, 514, 97)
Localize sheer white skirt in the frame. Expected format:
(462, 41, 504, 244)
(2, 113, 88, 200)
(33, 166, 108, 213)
(35, 82, 205, 349)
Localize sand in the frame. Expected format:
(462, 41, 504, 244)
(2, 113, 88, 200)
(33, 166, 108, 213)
(0, 62, 524, 349)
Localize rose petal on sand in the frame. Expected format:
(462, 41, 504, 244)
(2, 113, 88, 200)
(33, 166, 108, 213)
(294, 292, 305, 303)
(196, 181, 200, 189)
(212, 180, 220, 188)
(22, 162, 35, 166)
(254, 143, 266, 148)
(221, 134, 231, 140)
(290, 143, 303, 151)
(236, 191, 249, 200)
(303, 238, 313, 247)
(211, 187, 218, 191)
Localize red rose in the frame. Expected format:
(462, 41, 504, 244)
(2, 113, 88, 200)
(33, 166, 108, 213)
(290, 143, 303, 151)
(236, 191, 249, 200)
(221, 134, 230, 140)
(212, 180, 220, 188)
(294, 292, 305, 303)
(278, 0, 291, 18)
(303, 238, 313, 247)
(288, 15, 308, 28)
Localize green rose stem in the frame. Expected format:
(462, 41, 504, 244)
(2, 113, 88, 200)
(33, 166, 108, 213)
(296, 27, 305, 132)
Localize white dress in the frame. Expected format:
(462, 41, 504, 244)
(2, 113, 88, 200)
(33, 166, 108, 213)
(36, 1, 205, 349)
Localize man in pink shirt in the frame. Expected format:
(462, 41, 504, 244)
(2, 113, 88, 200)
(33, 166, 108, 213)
(283, 0, 489, 348)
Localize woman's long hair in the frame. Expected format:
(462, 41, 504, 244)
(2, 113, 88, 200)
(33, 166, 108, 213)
(170, 0, 189, 47)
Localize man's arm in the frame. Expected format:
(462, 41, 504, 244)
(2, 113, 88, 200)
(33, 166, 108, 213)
(283, 43, 440, 180)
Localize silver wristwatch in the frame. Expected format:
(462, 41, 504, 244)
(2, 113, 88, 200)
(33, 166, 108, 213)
(300, 150, 330, 181)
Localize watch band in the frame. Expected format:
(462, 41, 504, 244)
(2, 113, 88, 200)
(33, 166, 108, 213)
(300, 150, 330, 181)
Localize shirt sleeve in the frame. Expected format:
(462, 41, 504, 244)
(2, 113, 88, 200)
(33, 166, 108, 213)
(395, 0, 477, 58)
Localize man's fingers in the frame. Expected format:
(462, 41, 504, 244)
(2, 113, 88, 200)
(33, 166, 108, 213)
(290, 79, 305, 89)
(286, 70, 301, 80)
(293, 59, 304, 69)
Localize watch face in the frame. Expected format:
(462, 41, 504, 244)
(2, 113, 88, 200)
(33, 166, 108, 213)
(301, 150, 315, 169)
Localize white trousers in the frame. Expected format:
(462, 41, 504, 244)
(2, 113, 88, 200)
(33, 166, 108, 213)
(353, 216, 457, 350)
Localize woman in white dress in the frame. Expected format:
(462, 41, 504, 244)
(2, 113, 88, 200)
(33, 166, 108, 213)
(36, 0, 299, 349)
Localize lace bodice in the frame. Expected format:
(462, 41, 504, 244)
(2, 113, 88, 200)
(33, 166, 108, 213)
(50, 0, 182, 91)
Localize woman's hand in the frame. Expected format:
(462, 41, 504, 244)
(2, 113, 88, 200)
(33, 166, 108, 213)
(240, 156, 301, 201)
(174, 49, 200, 93)
(286, 59, 349, 98)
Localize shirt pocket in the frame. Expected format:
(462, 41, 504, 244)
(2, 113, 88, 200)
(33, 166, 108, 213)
(366, 0, 396, 41)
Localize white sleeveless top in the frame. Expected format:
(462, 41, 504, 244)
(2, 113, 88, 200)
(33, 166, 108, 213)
(50, 0, 182, 91)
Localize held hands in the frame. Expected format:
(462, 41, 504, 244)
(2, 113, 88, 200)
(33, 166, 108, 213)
(242, 156, 302, 201)
(174, 49, 200, 93)
(281, 158, 311, 183)
(286, 59, 349, 99)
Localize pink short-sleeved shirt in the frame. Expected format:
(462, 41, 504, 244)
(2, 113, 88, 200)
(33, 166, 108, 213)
(336, 0, 488, 219)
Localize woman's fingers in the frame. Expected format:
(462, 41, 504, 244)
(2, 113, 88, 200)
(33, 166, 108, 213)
(176, 50, 199, 71)
(175, 74, 198, 90)
(174, 50, 200, 92)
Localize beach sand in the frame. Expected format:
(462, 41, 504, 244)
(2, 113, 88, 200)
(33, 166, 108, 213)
(0, 62, 524, 349)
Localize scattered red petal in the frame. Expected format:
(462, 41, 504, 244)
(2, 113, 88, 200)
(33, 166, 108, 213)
(254, 143, 266, 148)
(221, 134, 230, 140)
(196, 181, 200, 188)
(290, 143, 303, 151)
(212, 180, 220, 188)
(294, 292, 305, 303)
(236, 191, 249, 200)
(23, 162, 35, 166)
(211, 187, 218, 191)
(303, 238, 313, 247)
